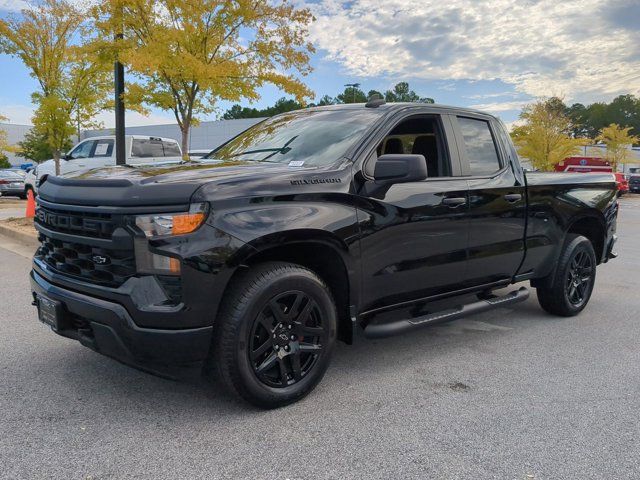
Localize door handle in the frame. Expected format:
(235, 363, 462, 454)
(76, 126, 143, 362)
(442, 197, 467, 207)
(504, 193, 522, 203)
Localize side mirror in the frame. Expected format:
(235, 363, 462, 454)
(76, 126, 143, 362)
(374, 154, 428, 185)
(62, 153, 72, 161)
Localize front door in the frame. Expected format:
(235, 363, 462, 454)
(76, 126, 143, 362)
(356, 113, 470, 313)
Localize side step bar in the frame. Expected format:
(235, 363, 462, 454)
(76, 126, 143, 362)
(364, 287, 530, 339)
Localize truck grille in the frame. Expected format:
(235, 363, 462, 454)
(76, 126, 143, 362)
(36, 233, 136, 287)
(35, 205, 115, 239)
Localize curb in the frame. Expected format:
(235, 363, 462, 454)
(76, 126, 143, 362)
(0, 223, 39, 249)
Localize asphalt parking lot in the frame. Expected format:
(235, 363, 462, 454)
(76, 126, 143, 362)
(1, 196, 639, 479)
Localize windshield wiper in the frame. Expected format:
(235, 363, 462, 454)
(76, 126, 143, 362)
(230, 135, 298, 161)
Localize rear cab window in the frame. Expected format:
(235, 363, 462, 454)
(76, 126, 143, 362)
(457, 117, 502, 176)
(132, 138, 181, 158)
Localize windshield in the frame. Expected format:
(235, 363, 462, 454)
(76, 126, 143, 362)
(205, 109, 382, 166)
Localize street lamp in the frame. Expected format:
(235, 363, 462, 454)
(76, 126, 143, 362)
(344, 83, 361, 103)
(114, 4, 125, 166)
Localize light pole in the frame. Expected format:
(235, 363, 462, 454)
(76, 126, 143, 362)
(114, 5, 125, 166)
(344, 83, 361, 103)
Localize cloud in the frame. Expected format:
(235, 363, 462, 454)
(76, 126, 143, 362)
(0, 0, 28, 11)
(308, 0, 640, 103)
(468, 100, 529, 113)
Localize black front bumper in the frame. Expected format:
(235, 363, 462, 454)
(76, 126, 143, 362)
(31, 269, 213, 379)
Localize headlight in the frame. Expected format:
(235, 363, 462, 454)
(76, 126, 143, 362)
(135, 203, 208, 238)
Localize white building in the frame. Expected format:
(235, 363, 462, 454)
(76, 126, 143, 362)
(0, 118, 264, 166)
(0, 122, 32, 166)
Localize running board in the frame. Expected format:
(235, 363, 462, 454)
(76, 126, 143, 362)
(364, 287, 530, 339)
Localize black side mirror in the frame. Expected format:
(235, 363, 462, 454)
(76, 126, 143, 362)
(374, 154, 428, 185)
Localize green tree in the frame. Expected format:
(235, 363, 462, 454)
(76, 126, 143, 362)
(95, 0, 315, 159)
(17, 128, 72, 163)
(384, 82, 434, 103)
(511, 98, 585, 172)
(336, 85, 367, 104)
(565, 95, 640, 141)
(0, 155, 11, 169)
(223, 97, 303, 119)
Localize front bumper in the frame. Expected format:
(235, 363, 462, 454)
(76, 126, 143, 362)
(31, 269, 213, 379)
(0, 186, 24, 196)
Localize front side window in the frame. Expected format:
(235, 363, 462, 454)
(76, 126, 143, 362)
(206, 109, 382, 167)
(68, 141, 95, 160)
(457, 117, 501, 176)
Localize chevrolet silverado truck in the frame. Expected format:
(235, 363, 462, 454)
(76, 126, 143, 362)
(30, 102, 618, 408)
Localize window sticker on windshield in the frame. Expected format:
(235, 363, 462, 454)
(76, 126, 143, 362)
(95, 143, 109, 156)
(288, 161, 305, 167)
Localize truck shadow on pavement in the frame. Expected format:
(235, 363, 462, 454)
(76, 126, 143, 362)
(43, 293, 555, 415)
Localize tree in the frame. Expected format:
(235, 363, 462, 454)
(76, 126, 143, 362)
(0, 0, 111, 174)
(597, 124, 639, 172)
(16, 128, 71, 163)
(384, 82, 434, 103)
(95, 0, 315, 159)
(336, 85, 367, 104)
(0, 115, 14, 160)
(0, 155, 10, 169)
(511, 98, 585, 172)
(223, 97, 303, 119)
(565, 95, 640, 141)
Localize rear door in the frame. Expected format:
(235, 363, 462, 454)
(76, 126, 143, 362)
(356, 111, 470, 312)
(452, 114, 526, 287)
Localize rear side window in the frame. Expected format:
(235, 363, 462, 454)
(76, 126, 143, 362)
(162, 141, 181, 157)
(132, 139, 181, 157)
(457, 117, 501, 175)
(93, 139, 114, 158)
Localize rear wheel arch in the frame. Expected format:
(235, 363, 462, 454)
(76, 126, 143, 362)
(565, 214, 606, 263)
(532, 213, 606, 290)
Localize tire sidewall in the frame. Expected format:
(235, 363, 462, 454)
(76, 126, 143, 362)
(559, 236, 597, 314)
(232, 269, 337, 406)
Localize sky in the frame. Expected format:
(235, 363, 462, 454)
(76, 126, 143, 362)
(1, 0, 639, 129)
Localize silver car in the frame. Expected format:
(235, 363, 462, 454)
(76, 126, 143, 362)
(0, 169, 27, 199)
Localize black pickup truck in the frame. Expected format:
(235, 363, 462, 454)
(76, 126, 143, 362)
(31, 102, 618, 408)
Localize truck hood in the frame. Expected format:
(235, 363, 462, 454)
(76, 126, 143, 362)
(37, 160, 350, 207)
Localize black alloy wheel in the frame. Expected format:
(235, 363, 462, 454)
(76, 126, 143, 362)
(250, 291, 327, 388)
(213, 262, 336, 408)
(537, 234, 597, 316)
(564, 250, 594, 308)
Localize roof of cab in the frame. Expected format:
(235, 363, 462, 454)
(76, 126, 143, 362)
(304, 102, 498, 119)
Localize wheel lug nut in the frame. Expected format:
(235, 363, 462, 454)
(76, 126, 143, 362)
(284, 346, 289, 351)
(291, 335, 296, 340)
(275, 345, 279, 351)
(288, 325, 292, 329)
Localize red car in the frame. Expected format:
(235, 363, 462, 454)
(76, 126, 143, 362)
(614, 172, 629, 195)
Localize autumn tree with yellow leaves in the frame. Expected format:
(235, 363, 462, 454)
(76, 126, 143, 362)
(511, 98, 585, 172)
(93, 0, 315, 158)
(597, 124, 639, 172)
(0, 0, 111, 175)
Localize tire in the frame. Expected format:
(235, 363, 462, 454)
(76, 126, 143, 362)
(536, 234, 597, 317)
(212, 262, 337, 408)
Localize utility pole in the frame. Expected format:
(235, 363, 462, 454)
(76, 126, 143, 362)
(344, 83, 361, 103)
(114, 6, 125, 166)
